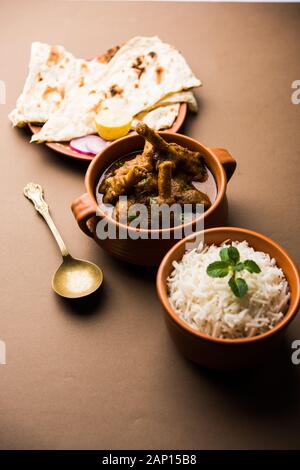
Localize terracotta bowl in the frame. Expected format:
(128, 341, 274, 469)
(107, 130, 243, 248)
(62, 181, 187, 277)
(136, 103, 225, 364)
(157, 227, 300, 370)
(71, 133, 236, 266)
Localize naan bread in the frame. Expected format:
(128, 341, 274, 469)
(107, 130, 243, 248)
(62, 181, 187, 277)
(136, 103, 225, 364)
(132, 90, 197, 129)
(156, 90, 198, 112)
(31, 36, 201, 142)
(9, 42, 107, 126)
(132, 103, 180, 130)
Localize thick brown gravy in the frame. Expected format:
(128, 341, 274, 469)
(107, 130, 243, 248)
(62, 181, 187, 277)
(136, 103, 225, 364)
(96, 151, 217, 222)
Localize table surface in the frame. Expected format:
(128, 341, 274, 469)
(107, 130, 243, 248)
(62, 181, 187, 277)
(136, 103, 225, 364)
(1, 1, 300, 450)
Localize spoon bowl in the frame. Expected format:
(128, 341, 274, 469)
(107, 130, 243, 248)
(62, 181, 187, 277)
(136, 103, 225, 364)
(52, 255, 103, 299)
(24, 183, 103, 299)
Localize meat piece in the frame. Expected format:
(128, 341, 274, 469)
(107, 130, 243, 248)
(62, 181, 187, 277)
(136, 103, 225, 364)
(114, 151, 153, 177)
(169, 143, 208, 182)
(170, 174, 190, 195)
(136, 122, 170, 154)
(136, 122, 208, 181)
(101, 166, 147, 204)
(99, 150, 154, 204)
(158, 161, 175, 200)
(134, 174, 158, 199)
(176, 189, 211, 209)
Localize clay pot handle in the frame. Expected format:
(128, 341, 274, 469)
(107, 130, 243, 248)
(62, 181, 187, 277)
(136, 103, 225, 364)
(210, 148, 236, 182)
(71, 193, 97, 238)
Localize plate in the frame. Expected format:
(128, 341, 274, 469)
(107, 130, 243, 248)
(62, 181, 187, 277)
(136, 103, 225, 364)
(28, 103, 187, 162)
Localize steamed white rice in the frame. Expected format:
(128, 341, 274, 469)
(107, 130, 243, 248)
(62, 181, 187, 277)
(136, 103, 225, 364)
(167, 240, 290, 339)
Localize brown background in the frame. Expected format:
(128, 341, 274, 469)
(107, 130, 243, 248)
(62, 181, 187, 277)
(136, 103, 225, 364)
(0, 1, 300, 450)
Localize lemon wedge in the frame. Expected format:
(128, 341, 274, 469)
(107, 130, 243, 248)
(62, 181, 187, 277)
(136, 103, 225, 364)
(95, 110, 132, 141)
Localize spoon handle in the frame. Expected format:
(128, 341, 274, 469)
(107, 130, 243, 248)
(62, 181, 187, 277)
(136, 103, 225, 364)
(24, 183, 69, 258)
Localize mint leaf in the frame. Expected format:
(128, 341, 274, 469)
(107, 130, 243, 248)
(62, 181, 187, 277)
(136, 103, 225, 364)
(244, 260, 261, 273)
(228, 276, 238, 296)
(229, 276, 248, 298)
(234, 262, 245, 272)
(207, 261, 230, 278)
(220, 247, 230, 263)
(235, 278, 248, 297)
(210, 246, 257, 298)
(227, 246, 240, 264)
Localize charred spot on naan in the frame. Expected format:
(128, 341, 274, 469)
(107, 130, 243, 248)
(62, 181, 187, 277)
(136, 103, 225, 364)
(36, 72, 43, 82)
(78, 76, 85, 87)
(132, 55, 146, 79)
(133, 67, 145, 79)
(90, 101, 102, 114)
(148, 51, 157, 59)
(89, 90, 107, 99)
(96, 45, 120, 64)
(80, 63, 89, 73)
(135, 55, 144, 66)
(155, 65, 165, 85)
(109, 84, 123, 97)
(42, 86, 65, 101)
(46, 46, 63, 66)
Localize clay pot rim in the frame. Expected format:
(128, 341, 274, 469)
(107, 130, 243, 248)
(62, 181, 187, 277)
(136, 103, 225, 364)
(156, 226, 300, 345)
(85, 132, 227, 234)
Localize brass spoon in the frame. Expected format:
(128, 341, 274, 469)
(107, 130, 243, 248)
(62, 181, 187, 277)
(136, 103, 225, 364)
(24, 183, 103, 298)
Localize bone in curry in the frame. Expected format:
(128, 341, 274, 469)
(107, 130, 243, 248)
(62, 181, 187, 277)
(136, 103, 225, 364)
(99, 123, 212, 221)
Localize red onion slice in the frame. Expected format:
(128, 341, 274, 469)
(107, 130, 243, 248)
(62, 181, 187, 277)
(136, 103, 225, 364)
(85, 135, 109, 154)
(70, 135, 109, 155)
(70, 137, 94, 155)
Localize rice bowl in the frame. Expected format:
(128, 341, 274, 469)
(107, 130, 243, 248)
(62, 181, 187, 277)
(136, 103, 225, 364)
(156, 227, 300, 369)
(167, 240, 290, 339)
